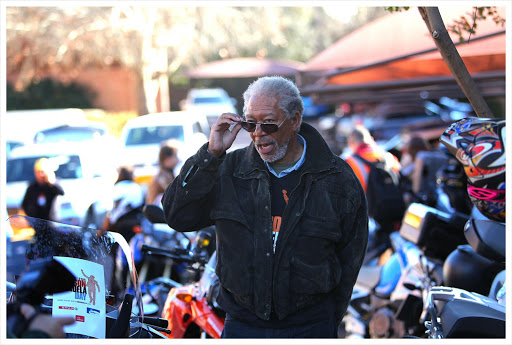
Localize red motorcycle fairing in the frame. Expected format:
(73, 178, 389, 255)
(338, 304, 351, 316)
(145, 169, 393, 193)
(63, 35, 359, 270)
(161, 284, 225, 338)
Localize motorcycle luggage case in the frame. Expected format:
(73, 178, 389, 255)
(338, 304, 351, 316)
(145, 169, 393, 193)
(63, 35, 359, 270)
(400, 203, 468, 260)
(443, 244, 504, 296)
(429, 286, 505, 338)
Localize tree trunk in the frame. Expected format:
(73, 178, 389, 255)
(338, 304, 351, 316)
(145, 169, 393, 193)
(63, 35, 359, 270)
(418, 7, 494, 118)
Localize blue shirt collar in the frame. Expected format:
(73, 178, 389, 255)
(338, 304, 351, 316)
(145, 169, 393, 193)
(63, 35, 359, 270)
(266, 134, 306, 178)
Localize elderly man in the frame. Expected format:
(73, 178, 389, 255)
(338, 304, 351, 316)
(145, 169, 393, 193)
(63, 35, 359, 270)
(162, 76, 368, 338)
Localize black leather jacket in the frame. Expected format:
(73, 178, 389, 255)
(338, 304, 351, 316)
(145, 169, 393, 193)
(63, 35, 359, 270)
(162, 123, 368, 324)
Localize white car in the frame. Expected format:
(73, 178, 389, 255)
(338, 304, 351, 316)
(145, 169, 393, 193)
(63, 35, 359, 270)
(5, 108, 89, 144)
(118, 111, 210, 188)
(179, 88, 237, 127)
(6, 142, 118, 228)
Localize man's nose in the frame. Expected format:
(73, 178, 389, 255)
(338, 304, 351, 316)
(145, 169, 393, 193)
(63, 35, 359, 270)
(253, 123, 266, 136)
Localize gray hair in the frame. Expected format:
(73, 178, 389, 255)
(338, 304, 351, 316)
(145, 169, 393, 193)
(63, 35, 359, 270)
(242, 76, 304, 127)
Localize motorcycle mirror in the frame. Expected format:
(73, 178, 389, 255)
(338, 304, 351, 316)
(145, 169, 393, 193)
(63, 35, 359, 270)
(143, 205, 166, 224)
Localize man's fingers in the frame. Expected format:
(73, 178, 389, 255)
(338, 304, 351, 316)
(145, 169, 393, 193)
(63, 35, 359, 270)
(214, 113, 242, 129)
(230, 122, 243, 136)
(59, 316, 76, 326)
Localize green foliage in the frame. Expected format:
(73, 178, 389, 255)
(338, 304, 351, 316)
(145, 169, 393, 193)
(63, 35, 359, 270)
(386, 6, 505, 43)
(7, 78, 96, 110)
(448, 7, 505, 42)
(385, 7, 410, 13)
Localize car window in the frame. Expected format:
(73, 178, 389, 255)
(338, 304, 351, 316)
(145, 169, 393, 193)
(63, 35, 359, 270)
(6, 155, 82, 182)
(7, 142, 24, 156)
(34, 128, 104, 143)
(192, 96, 224, 104)
(125, 125, 185, 146)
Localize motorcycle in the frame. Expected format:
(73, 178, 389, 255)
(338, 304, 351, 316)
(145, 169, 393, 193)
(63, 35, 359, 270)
(141, 204, 225, 338)
(399, 205, 506, 338)
(6, 214, 170, 338)
(129, 208, 196, 285)
(340, 202, 470, 339)
(417, 117, 506, 338)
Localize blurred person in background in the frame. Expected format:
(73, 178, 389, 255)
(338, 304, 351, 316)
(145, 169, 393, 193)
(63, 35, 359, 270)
(399, 136, 431, 205)
(400, 135, 430, 179)
(344, 125, 401, 189)
(162, 76, 368, 338)
(146, 140, 179, 205)
(21, 157, 64, 221)
(102, 166, 144, 243)
(343, 125, 401, 233)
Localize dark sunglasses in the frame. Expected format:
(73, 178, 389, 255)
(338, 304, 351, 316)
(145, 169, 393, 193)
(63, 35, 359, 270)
(239, 117, 288, 134)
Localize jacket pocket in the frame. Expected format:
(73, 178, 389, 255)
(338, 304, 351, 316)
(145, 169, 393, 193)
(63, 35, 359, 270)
(290, 254, 341, 295)
(211, 206, 254, 301)
(294, 216, 342, 264)
(290, 217, 342, 294)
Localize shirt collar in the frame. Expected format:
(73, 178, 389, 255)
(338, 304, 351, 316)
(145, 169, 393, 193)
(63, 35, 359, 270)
(266, 134, 306, 178)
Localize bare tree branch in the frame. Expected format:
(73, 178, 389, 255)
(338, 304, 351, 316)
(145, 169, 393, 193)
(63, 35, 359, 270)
(419, 7, 494, 118)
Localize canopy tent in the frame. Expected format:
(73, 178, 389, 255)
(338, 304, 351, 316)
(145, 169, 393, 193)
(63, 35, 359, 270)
(186, 57, 303, 79)
(299, 6, 506, 104)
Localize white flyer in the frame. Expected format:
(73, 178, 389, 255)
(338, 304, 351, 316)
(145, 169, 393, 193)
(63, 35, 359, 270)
(52, 256, 106, 338)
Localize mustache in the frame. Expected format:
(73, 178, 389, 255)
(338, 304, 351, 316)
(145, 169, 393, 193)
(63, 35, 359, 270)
(255, 138, 277, 146)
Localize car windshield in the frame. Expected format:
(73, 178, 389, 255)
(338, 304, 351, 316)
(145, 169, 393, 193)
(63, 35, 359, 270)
(193, 96, 224, 104)
(34, 127, 105, 143)
(125, 125, 184, 146)
(6, 155, 83, 182)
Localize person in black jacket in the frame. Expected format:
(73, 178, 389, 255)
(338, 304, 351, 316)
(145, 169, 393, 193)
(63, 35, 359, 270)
(162, 76, 368, 338)
(21, 158, 64, 221)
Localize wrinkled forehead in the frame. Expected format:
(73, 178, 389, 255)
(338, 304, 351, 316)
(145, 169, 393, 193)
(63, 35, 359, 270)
(246, 95, 280, 118)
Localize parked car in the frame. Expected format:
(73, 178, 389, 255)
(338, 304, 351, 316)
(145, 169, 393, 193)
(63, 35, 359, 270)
(33, 122, 109, 144)
(5, 108, 89, 145)
(179, 88, 237, 127)
(6, 142, 118, 228)
(118, 111, 210, 188)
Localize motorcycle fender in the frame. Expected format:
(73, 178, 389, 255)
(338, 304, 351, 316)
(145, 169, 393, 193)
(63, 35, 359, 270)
(161, 289, 193, 338)
(190, 298, 225, 339)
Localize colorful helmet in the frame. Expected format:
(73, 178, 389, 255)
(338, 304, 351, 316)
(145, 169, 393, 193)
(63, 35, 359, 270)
(440, 117, 505, 222)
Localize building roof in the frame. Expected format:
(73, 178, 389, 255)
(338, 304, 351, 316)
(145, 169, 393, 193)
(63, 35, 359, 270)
(186, 57, 304, 79)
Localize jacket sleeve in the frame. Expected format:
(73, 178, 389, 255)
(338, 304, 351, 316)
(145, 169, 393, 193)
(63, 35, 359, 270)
(161, 143, 224, 232)
(334, 177, 369, 325)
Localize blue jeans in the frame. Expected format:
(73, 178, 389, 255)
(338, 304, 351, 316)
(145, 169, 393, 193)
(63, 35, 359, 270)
(220, 314, 338, 338)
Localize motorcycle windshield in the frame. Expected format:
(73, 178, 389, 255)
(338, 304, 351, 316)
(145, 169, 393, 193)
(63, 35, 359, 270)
(6, 215, 144, 338)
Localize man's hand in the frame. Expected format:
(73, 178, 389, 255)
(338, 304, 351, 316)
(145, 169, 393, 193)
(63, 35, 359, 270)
(20, 303, 75, 338)
(207, 113, 243, 158)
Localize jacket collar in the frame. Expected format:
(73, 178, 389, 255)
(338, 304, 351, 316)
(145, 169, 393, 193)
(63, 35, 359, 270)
(235, 122, 338, 177)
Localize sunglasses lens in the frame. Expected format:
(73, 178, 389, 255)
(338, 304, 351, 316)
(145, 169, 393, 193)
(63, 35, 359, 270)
(241, 121, 256, 132)
(261, 124, 279, 134)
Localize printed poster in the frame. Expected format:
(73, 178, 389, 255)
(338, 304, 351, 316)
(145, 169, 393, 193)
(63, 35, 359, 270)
(52, 257, 106, 338)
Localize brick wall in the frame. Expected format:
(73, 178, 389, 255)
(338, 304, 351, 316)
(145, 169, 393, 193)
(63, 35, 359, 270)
(8, 67, 139, 113)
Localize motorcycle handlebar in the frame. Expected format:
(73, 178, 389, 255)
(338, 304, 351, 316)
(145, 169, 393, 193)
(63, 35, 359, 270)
(141, 244, 207, 264)
(137, 316, 169, 329)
